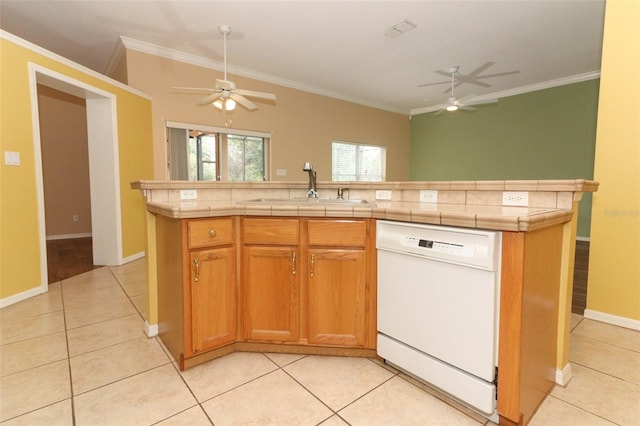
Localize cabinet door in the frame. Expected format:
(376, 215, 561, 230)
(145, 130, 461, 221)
(190, 247, 236, 354)
(307, 249, 366, 346)
(242, 246, 299, 342)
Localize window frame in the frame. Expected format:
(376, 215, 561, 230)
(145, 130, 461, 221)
(331, 140, 386, 182)
(166, 121, 271, 181)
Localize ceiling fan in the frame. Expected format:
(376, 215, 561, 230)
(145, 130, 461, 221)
(172, 25, 276, 111)
(418, 61, 519, 93)
(426, 66, 498, 115)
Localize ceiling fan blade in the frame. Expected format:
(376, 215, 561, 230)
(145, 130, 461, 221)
(230, 93, 258, 110)
(434, 108, 446, 116)
(467, 61, 496, 78)
(458, 93, 476, 103)
(418, 79, 451, 88)
(171, 86, 217, 94)
(196, 92, 223, 106)
(234, 89, 276, 101)
(459, 105, 477, 111)
(474, 70, 520, 80)
(453, 77, 492, 88)
(463, 98, 499, 106)
(434, 70, 453, 78)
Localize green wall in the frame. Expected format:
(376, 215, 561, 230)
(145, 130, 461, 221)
(410, 79, 599, 238)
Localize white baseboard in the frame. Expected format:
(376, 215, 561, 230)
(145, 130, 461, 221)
(555, 363, 573, 386)
(0, 285, 46, 309)
(584, 309, 640, 331)
(145, 321, 159, 337)
(122, 251, 145, 264)
(46, 232, 92, 240)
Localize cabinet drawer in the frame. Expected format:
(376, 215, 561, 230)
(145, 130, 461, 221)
(188, 218, 234, 249)
(243, 218, 299, 245)
(308, 220, 367, 247)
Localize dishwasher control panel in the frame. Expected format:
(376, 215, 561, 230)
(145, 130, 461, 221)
(376, 220, 501, 271)
(401, 236, 475, 257)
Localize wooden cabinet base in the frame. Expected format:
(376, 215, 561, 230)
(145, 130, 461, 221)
(499, 414, 524, 426)
(180, 342, 378, 371)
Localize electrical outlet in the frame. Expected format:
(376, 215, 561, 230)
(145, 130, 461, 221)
(180, 189, 198, 200)
(276, 169, 287, 176)
(72, 214, 79, 222)
(502, 191, 529, 206)
(375, 190, 392, 200)
(419, 190, 438, 203)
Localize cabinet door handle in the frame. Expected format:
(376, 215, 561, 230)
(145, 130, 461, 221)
(310, 254, 315, 277)
(209, 229, 216, 238)
(193, 257, 200, 282)
(291, 251, 297, 275)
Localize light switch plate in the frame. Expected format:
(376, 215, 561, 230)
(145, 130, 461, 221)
(180, 189, 198, 200)
(4, 151, 20, 166)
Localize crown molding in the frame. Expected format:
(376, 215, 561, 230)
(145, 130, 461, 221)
(120, 36, 600, 117)
(104, 37, 127, 78)
(119, 36, 406, 115)
(1, 30, 151, 100)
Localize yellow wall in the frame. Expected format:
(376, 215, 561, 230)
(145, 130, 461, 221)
(123, 50, 410, 182)
(0, 34, 154, 300)
(587, 0, 640, 322)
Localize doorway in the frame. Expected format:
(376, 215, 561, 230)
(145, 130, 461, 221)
(37, 84, 98, 283)
(30, 64, 123, 291)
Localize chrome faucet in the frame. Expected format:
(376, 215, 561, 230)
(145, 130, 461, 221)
(302, 162, 318, 198)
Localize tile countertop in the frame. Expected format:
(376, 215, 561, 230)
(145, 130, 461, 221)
(143, 200, 570, 232)
(133, 179, 598, 232)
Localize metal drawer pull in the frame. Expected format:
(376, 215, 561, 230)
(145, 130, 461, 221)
(209, 229, 216, 237)
(291, 251, 297, 275)
(193, 257, 200, 282)
(310, 254, 315, 277)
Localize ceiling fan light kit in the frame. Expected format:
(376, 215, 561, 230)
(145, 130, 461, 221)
(214, 98, 236, 111)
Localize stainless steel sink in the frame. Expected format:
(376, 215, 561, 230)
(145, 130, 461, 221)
(238, 198, 373, 205)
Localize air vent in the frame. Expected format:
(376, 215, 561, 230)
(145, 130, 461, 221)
(383, 20, 417, 38)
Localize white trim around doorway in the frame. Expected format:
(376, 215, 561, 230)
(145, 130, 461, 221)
(28, 63, 124, 294)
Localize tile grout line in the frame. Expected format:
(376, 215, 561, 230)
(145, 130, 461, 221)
(59, 276, 78, 426)
(543, 394, 623, 426)
(107, 265, 148, 322)
(571, 331, 640, 354)
(567, 360, 640, 387)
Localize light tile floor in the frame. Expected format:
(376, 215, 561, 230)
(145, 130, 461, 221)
(1, 259, 639, 425)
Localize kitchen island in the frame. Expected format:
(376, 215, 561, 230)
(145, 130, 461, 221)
(133, 179, 597, 426)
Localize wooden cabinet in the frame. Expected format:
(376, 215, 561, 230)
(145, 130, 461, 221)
(241, 218, 300, 342)
(307, 219, 370, 347)
(157, 214, 376, 369)
(156, 216, 237, 368)
(189, 246, 236, 353)
(240, 217, 375, 349)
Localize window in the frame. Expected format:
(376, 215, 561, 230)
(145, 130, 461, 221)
(167, 122, 270, 181)
(332, 141, 386, 181)
(189, 133, 217, 180)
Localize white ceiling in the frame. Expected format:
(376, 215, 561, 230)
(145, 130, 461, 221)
(0, 0, 605, 115)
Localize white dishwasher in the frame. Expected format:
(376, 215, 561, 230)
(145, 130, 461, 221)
(376, 220, 501, 420)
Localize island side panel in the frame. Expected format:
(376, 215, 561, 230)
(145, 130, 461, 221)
(498, 231, 525, 425)
(520, 224, 563, 425)
(498, 225, 564, 426)
(156, 215, 186, 363)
